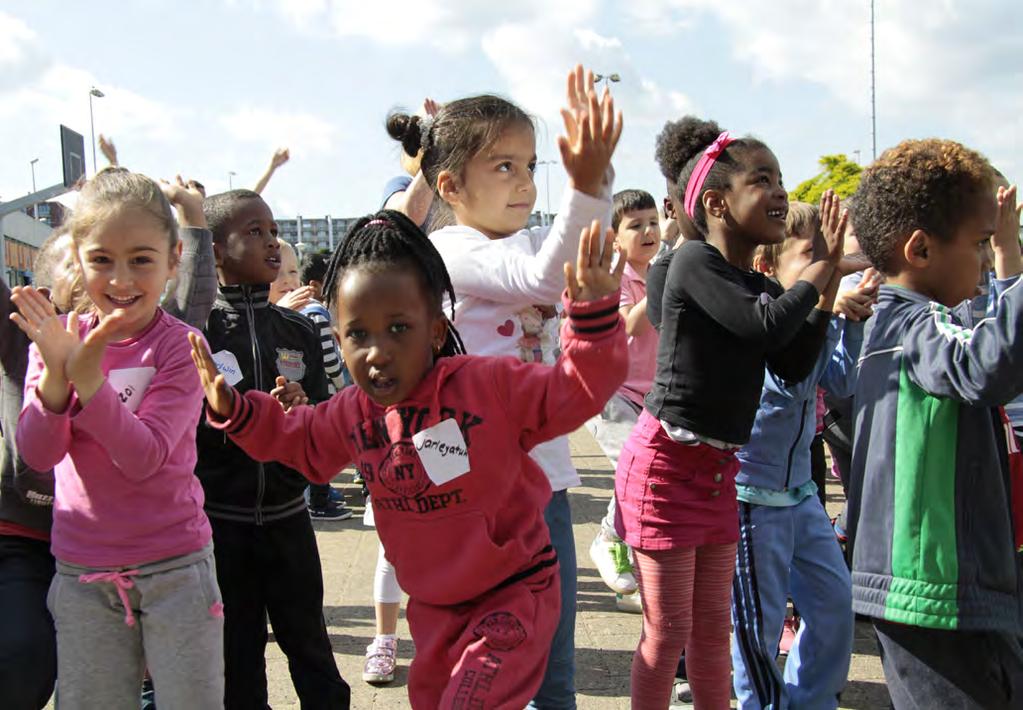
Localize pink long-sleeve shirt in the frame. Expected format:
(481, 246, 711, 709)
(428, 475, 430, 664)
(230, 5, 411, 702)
(17, 310, 211, 568)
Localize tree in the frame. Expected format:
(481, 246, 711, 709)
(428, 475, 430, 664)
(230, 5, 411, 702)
(790, 154, 862, 204)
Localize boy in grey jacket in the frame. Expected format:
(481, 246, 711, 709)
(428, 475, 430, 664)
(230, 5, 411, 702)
(847, 139, 1023, 709)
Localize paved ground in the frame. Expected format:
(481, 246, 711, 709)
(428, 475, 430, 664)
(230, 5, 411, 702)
(262, 429, 891, 709)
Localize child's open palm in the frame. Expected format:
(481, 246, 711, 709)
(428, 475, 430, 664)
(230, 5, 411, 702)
(188, 332, 235, 418)
(558, 65, 623, 197)
(564, 220, 626, 303)
(10, 286, 80, 376)
(818, 190, 848, 266)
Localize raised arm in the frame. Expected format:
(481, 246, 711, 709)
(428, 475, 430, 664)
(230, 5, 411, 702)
(189, 332, 355, 483)
(253, 147, 290, 195)
(160, 176, 216, 327)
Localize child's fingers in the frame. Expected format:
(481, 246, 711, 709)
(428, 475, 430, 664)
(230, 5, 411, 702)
(564, 262, 579, 301)
(65, 311, 79, 337)
(275, 376, 287, 388)
(599, 225, 616, 270)
(585, 220, 602, 270)
(8, 312, 35, 338)
(836, 209, 849, 239)
(559, 109, 578, 149)
(587, 91, 600, 146)
(610, 110, 624, 151)
(611, 242, 628, 282)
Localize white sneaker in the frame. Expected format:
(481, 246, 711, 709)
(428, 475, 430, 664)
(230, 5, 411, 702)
(615, 590, 642, 614)
(589, 531, 638, 595)
(362, 636, 397, 684)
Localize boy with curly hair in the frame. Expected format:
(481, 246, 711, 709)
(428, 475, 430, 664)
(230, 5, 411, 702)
(847, 139, 1023, 709)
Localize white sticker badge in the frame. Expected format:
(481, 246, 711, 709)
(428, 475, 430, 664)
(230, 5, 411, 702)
(107, 367, 156, 413)
(412, 418, 470, 487)
(211, 350, 244, 386)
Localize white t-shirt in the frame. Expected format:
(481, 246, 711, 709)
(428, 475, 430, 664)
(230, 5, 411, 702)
(431, 187, 612, 491)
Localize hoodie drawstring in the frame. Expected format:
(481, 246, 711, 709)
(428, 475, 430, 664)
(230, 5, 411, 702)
(79, 569, 141, 627)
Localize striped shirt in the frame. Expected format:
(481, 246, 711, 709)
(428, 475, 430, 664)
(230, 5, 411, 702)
(300, 300, 344, 393)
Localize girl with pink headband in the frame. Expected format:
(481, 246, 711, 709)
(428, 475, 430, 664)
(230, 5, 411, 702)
(614, 119, 845, 707)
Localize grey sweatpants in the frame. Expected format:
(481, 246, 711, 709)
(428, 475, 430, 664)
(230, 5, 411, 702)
(48, 543, 224, 710)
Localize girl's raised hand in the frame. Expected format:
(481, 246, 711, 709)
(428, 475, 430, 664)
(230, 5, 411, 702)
(64, 309, 131, 404)
(564, 220, 626, 303)
(188, 332, 235, 418)
(9, 286, 80, 376)
(818, 190, 847, 266)
(558, 64, 623, 198)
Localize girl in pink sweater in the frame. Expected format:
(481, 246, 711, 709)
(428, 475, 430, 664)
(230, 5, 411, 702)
(11, 169, 223, 709)
(189, 211, 628, 708)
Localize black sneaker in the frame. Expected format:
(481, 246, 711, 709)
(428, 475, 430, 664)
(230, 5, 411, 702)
(309, 500, 354, 521)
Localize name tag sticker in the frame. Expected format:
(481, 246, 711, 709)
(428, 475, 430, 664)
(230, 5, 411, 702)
(412, 418, 470, 486)
(107, 367, 156, 413)
(211, 350, 244, 386)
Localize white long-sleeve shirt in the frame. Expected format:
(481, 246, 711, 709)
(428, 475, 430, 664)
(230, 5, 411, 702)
(431, 186, 612, 490)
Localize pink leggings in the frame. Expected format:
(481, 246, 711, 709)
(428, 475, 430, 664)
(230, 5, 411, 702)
(631, 543, 737, 709)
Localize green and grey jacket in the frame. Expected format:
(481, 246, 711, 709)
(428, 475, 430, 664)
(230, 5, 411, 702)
(847, 281, 1023, 634)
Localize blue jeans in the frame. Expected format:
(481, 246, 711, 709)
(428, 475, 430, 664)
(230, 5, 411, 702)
(731, 496, 853, 710)
(529, 490, 577, 709)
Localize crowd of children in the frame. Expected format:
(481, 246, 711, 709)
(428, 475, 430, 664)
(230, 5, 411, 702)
(1, 61, 1022, 710)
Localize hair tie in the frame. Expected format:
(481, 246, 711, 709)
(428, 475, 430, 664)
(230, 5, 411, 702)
(367, 219, 392, 227)
(683, 131, 737, 219)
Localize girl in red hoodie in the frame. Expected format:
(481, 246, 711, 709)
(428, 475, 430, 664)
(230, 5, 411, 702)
(189, 210, 627, 708)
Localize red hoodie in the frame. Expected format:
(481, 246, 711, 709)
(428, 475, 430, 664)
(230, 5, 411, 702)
(210, 292, 626, 606)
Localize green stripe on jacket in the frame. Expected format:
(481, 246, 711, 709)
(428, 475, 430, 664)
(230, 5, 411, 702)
(887, 364, 960, 628)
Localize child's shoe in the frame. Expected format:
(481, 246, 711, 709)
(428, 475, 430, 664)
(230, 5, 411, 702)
(589, 531, 638, 595)
(309, 499, 354, 521)
(615, 590, 642, 614)
(363, 635, 398, 684)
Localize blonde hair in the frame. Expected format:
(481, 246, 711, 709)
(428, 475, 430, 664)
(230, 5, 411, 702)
(66, 167, 178, 313)
(759, 201, 820, 268)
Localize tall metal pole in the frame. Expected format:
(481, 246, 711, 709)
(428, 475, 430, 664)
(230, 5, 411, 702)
(30, 159, 38, 193)
(870, 0, 877, 159)
(228, 171, 236, 190)
(536, 161, 556, 226)
(89, 92, 97, 175)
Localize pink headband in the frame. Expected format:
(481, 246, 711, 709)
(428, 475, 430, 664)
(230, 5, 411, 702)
(683, 131, 736, 219)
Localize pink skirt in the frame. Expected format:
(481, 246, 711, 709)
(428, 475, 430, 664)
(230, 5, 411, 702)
(614, 410, 740, 550)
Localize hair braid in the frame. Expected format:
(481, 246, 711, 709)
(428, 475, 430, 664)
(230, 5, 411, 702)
(323, 209, 465, 358)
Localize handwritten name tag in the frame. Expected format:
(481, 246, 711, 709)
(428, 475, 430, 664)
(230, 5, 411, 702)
(107, 367, 156, 413)
(412, 418, 470, 486)
(211, 350, 244, 386)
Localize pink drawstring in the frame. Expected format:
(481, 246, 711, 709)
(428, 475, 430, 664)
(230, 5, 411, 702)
(209, 601, 224, 618)
(79, 570, 141, 626)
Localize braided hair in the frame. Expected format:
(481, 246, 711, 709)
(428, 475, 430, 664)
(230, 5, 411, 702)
(323, 209, 465, 358)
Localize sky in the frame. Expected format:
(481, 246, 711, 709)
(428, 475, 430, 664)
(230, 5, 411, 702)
(1, 0, 1020, 221)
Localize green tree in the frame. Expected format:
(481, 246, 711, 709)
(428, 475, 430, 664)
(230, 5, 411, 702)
(790, 154, 862, 204)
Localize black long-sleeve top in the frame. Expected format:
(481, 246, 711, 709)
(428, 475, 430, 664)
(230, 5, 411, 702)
(645, 240, 830, 445)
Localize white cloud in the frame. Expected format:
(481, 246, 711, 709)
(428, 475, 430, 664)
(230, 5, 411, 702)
(219, 107, 338, 155)
(268, 0, 599, 52)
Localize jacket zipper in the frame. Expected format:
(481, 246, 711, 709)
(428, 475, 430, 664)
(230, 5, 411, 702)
(784, 400, 809, 490)
(245, 290, 266, 526)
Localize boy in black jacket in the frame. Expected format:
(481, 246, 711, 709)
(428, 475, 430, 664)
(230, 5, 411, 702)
(198, 190, 349, 709)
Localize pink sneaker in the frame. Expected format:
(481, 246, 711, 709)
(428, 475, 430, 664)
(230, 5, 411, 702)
(778, 616, 800, 656)
(363, 636, 397, 684)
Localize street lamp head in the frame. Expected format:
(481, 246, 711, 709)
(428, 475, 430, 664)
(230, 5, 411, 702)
(90, 87, 105, 98)
(30, 158, 39, 165)
(608, 74, 621, 82)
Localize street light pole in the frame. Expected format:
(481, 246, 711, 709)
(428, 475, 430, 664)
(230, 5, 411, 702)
(228, 171, 236, 190)
(30, 158, 38, 193)
(593, 72, 621, 92)
(870, 0, 877, 159)
(536, 160, 557, 226)
(89, 87, 105, 175)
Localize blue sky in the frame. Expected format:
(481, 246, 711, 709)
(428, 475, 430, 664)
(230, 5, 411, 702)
(2, 0, 1020, 221)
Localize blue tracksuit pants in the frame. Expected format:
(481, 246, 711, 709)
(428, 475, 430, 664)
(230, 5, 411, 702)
(731, 495, 853, 709)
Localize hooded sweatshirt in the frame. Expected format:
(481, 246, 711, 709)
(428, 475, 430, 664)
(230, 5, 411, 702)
(209, 291, 626, 605)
